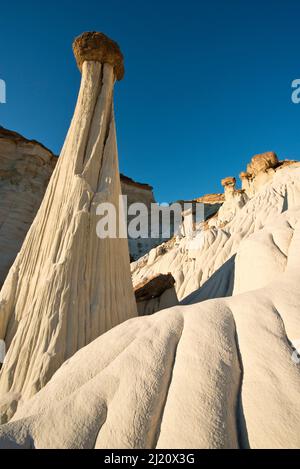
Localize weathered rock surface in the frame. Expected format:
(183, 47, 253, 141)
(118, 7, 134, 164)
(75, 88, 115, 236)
(134, 273, 175, 302)
(240, 151, 300, 197)
(73, 31, 125, 80)
(221, 176, 236, 187)
(0, 168, 299, 447)
(247, 151, 278, 176)
(196, 193, 224, 204)
(216, 176, 248, 227)
(0, 127, 56, 287)
(0, 32, 137, 421)
(132, 165, 300, 301)
(134, 273, 178, 316)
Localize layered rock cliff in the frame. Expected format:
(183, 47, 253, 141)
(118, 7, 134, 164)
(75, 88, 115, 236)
(119, 174, 158, 260)
(0, 127, 56, 287)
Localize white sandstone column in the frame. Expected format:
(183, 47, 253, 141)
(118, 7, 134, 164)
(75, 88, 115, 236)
(0, 32, 137, 421)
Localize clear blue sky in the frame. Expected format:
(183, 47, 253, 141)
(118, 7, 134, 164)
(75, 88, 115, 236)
(1, 0, 300, 202)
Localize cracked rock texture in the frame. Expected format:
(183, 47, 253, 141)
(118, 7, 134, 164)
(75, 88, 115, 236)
(0, 165, 299, 448)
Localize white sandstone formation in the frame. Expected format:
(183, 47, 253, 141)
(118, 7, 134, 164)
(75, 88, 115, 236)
(0, 127, 56, 287)
(241, 151, 279, 197)
(240, 151, 298, 198)
(0, 165, 299, 448)
(131, 164, 300, 301)
(0, 32, 137, 422)
(215, 177, 248, 227)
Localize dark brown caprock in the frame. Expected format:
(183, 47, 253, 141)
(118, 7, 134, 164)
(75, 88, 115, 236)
(73, 31, 124, 80)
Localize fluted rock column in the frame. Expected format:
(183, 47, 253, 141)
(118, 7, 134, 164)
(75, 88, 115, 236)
(240, 171, 253, 197)
(217, 177, 248, 226)
(0, 32, 137, 420)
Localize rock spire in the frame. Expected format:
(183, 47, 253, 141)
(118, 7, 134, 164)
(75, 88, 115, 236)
(0, 32, 137, 422)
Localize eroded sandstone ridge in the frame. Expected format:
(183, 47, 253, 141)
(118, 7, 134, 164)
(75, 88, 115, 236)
(0, 32, 137, 421)
(131, 159, 300, 300)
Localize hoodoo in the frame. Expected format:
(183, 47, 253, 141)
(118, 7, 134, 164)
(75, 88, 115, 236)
(0, 32, 137, 422)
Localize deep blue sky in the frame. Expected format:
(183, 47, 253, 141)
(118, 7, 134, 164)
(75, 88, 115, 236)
(1, 0, 300, 202)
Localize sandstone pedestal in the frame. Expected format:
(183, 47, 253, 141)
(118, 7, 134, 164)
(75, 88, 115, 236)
(0, 32, 137, 421)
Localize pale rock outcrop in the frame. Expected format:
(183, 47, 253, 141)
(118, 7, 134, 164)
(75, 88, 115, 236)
(131, 165, 300, 301)
(221, 176, 237, 187)
(0, 31, 137, 422)
(240, 151, 278, 197)
(134, 273, 178, 316)
(240, 151, 300, 197)
(0, 178, 300, 447)
(239, 171, 252, 195)
(196, 193, 225, 204)
(0, 127, 56, 287)
(215, 177, 248, 227)
(247, 151, 279, 175)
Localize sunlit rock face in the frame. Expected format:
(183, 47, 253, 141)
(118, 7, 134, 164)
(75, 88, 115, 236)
(131, 165, 300, 301)
(0, 32, 137, 422)
(215, 176, 248, 227)
(240, 151, 299, 197)
(0, 127, 57, 287)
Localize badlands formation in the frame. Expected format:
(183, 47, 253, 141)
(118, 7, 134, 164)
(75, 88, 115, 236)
(0, 32, 300, 449)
